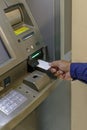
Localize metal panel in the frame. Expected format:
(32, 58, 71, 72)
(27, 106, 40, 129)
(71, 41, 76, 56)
(37, 80, 71, 130)
(60, 0, 72, 60)
(26, 0, 60, 61)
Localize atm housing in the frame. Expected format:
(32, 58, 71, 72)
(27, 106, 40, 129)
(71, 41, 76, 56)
(0, 0, 57, 130)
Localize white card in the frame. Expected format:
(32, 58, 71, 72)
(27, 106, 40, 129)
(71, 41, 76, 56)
(37, 59, 50, 70)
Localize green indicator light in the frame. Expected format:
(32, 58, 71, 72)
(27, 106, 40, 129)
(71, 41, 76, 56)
(32, 52, 41, 59)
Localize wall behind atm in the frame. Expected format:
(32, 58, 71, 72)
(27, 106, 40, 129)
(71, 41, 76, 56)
(26, 0, 71, 130)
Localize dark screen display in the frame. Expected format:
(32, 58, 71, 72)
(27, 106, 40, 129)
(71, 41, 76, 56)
(0, 37, 11, 65)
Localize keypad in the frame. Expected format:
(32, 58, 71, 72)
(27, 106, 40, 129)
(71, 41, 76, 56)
(0, 90, 27, 115)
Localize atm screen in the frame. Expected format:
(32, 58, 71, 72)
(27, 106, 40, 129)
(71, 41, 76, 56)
(0, 37, 11, 65)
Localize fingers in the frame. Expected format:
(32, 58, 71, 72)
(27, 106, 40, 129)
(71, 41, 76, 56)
(50, 68, 71, 80)
(50, 68, 57, 73)
(50, 66, 59, 73)
(49, 60, 71, 73)
(55, 70, 64, 76)
(52, 69, 65, 78)
(49, 65, 64, 78)
(49, 60, 61, 68)
(49, 60, 71, 80)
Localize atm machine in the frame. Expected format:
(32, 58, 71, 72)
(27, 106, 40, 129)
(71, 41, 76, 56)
(0, 0, 58, 130)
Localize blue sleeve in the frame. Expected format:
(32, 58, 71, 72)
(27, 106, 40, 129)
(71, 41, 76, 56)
(70, 63, 87, 83)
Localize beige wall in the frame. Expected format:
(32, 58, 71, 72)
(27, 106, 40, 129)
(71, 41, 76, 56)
(72, 0, 87, 62)
(71, 0, 87, 130)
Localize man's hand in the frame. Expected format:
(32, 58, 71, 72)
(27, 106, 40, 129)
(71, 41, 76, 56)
(49, 60, 71, 80)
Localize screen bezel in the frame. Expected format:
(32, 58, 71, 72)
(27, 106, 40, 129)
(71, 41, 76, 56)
(0, 27, 20, 75)
(0, 37, 11, 66)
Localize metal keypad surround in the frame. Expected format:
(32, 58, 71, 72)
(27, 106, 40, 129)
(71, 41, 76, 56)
(0, 90, 27, 115)
(0, 78, 57, 130)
